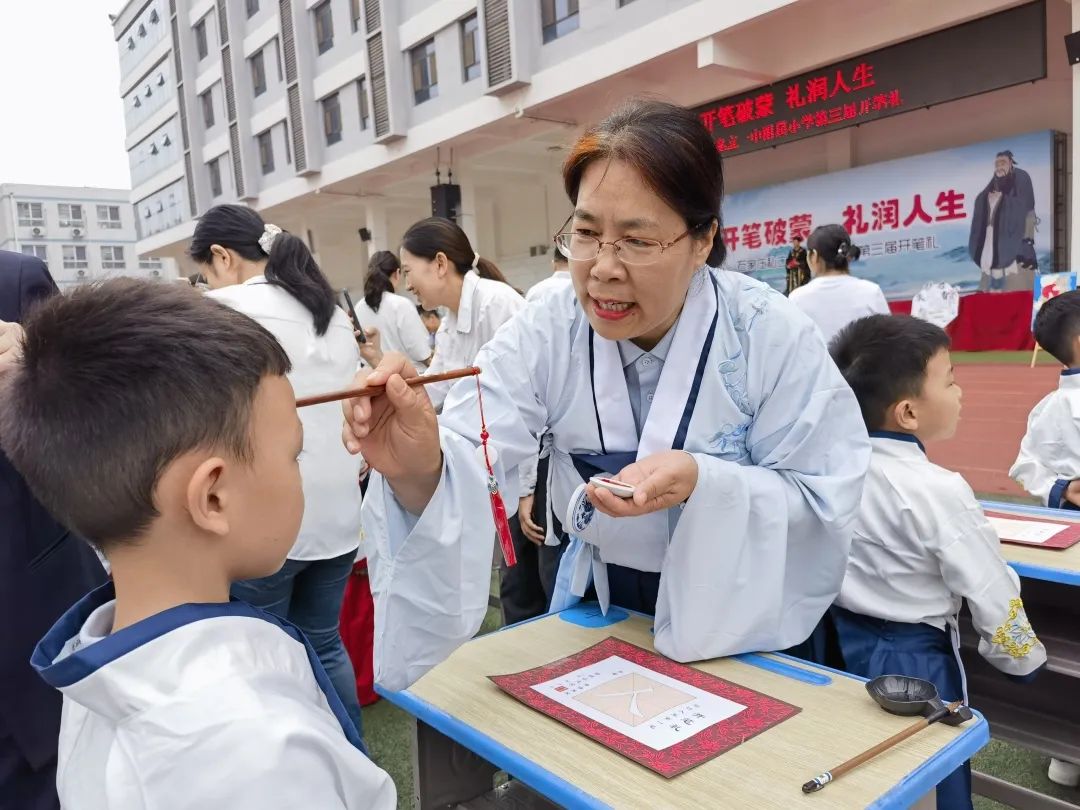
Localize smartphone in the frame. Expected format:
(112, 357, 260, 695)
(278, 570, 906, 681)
(340, 289, 366, 344)
(589, 476, 636, 499)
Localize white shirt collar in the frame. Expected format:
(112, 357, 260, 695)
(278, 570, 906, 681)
(451, 271, 480, 335)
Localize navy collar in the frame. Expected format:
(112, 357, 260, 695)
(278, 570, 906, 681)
(868, 430, 926, 454)
(1062, 368, 1080, 376)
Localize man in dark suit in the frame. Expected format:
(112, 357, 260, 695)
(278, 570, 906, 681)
(0, 250, 107, 810)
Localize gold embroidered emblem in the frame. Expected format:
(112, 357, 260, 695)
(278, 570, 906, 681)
(991, 598, 1039, 658)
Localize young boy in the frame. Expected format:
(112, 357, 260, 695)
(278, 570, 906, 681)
(0, 280, 395, 809)
(829, 314, 1046, 810)
(1012, 290, 1080, 509)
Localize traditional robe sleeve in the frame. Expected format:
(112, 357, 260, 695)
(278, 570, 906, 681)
(127, 687, 396, 809)
(934, 480, 1046, 678)
(1010, 395, 1066, 506)
(654, 303, 871, 661)
(363, 303, 554, 691)
(423, 327, 454, 410)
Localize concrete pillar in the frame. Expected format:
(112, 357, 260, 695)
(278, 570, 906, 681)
(454, 167, 480, 250)
(1072, 0, 1080, 271)
(365, 201, 390, 255)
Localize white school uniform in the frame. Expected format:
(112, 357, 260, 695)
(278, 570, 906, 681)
(363, 268, 871, 691)
(525, 270, 572, 304)
(788, 274, 890, 345)
(32, 584, 395, 810)
(425, 271, 525, 409)
(837, 434, 1046, 678)
(208, 277, 362, 560)
(1010, 370, 1080, 507)
(352, 291, 433, 370)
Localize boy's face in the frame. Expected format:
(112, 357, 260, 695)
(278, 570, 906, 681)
(226, 375, 305, 579)
(907, 348, 963, 442)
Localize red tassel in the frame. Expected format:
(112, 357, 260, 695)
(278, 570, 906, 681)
(476, 377, 517, 567)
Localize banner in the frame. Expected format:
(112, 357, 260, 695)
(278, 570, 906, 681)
(722, 130, 1055, 299)
(1033, 272, 1077, 328)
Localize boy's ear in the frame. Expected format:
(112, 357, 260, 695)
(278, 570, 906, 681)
(892, 398, 918, 432)
(186, 457, 230, 537)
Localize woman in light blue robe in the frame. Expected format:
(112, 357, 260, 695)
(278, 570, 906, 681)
(344, 100, 872, 691)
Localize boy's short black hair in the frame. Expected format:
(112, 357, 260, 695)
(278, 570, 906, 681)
(829, 314, 951, 431)
(0, 279, 291, 549)
(1034, 290, 1080, 367)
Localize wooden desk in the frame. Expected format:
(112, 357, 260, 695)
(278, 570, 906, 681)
(962, 502, 1080, 808)
(380, 606, 988, 810)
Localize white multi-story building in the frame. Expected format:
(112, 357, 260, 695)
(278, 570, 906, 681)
(111, 0, 1080, 291)
(0, 184, 178, 288)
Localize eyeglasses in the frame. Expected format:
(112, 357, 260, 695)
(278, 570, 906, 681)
(552, 214, 694, 266)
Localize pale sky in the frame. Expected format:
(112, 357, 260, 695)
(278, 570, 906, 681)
(0, 0, 131, 190)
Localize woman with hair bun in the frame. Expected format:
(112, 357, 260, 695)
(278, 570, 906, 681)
(789, 223, 890, 345)
(352, 249, 433, 370)
(342, 101, 870, 691)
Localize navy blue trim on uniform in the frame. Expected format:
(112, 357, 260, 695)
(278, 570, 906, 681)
(1061, 368, 1080, 376)
(673, 273, 719, 451)
(869, 430, 926, 454)
(586, 328, 607, 454)
(32, 581, 366, 753)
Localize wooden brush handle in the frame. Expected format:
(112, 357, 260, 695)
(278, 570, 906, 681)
(296, 366, 481, 408)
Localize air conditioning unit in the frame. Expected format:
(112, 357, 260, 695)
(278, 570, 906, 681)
(72, 228, 83, 238)
(32, 227, 42, 236)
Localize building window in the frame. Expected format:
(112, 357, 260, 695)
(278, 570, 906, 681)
(21, 245, 47, 261)
(461, 14, 480, 82)
(62, 245, 88, 269)
(246, 0, 259, 17)
(283, 121, 292, 164)
(58, 204, 84, 228)
(201, 88, 215, 128)
(194, 17, 208, 60)
(16, 202, 45, 227)
(411, 39, 438, 104)
(208, 156, 223, 197)
(350, 0, 361, 32)
(97, 205, 123, 229)
(541, 0, 579, 43)
(357, 78, 369, 130)
(140, 258, 163, 270)
(251, 49, 267, 96)
(101, 246, 126, 270)
(314, 1, 334, 54)
(257, 130, 275, 174)
(322, 92, 342, 145)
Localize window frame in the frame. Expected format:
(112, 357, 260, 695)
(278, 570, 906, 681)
(17, 202, 45, 227)
(97, 205, 123, 229)
(461, 14, 480, 83)
(21, 244, 47, 261)
(208, 156, 223, 197)
(541, 0, 580, 44)
(322, 92, 343, 145)
(410, 38, 439, 105)
(257, 130, 275, 175)
(194, 17, 209, 60)
(200, 88, 215, 128)
(246, 0, 259, 18)
(314, 1, 334, 55)
(357, 78, 369, 130)
(58, 204, 85, 228)
(101, 245, 126, 270)
(62, 245, 88, 270)
(251, 48, 267, 97)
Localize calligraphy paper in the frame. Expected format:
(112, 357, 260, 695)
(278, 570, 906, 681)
(985, 511, 1080, 549)
(489, 637, 800, 777)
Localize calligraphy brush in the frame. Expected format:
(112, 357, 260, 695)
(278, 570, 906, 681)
(801, 700, 964, 793)
(295, 366, 481, 408)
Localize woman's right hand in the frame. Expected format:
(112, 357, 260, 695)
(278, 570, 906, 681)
(342, 352, 442, 514)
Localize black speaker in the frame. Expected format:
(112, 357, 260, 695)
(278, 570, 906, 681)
(1066, 31, 1080, 65)
(357, 227, 372, 242)
(430, 184, 462, 222)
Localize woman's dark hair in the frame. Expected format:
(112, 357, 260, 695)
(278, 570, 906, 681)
(562, 99, 725, 267)
(364, 250, 399, 311)
(401, 217, 509, 284)
(189, 204, 337, 335)
(806, 224, 862, 271)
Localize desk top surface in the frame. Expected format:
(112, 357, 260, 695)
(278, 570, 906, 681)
(384, 608, 988, 810)
(983, 500, 1080, 585)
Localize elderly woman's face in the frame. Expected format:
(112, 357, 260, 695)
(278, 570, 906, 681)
(568, 159, 715, 350)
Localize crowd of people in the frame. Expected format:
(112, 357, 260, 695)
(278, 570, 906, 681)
(0, 98, 1071, 809)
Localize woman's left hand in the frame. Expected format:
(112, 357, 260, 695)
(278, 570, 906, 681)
(358, 327, 383, 367)
(587, 450, 699, 518)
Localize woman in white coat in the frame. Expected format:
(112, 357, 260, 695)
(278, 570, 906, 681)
(352, 250, 433, 371)
(344, 102, 872, 691)
(789, 224, 890, 345)
(190, 204, 366, 738)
